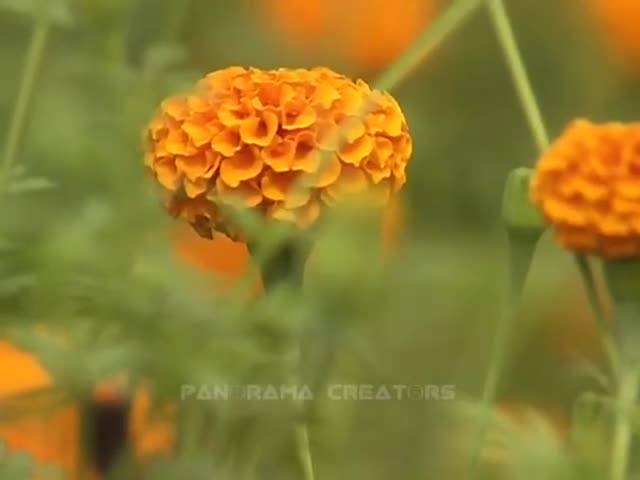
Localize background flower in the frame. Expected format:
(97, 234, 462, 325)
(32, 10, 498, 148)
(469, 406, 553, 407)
(259, 0, 439, 72)
(531, 119, 640, 258)
(583, 0, 640, 69)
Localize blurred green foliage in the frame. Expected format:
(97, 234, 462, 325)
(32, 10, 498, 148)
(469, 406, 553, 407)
(0, 0, 638, 478)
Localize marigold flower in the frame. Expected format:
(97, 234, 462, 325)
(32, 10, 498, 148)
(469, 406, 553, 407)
(144, 66, 412, 240)
(260, 0, 437, 71)
(0, 341, 173, 478)
(531, 119, 640, 259)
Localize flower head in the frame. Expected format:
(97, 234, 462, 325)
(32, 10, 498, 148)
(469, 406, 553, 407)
(531, 119, 640, 258)
(144, 66, 412, 240)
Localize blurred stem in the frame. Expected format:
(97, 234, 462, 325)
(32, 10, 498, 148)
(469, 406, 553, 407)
(611, 367, 639, 480)
(487, 0, 549, 152)
(373, 0, 487, 91)
(254, 241, 315, 480)
(1, 18, 50, 189)
(469, 0, 550, 473)
(575, 255, 621, 380)
(468, 233, 523, 471)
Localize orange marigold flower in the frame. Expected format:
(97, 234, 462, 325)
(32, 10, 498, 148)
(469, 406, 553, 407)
(261, 0, 437, 71)
(584, 0, 640, 67)
(144, 66, 412, 240)
(531, 119, 640, 258)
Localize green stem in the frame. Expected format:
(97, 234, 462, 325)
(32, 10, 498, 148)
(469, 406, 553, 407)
(468, 236, 520, 471)
(469, 0, 549, 472)
(294, 416, 315, 480)
(611, 367, 639, 480)
(255, 242, 315, 480)
(575, 255, 621, 380)
(487, 0, 549, 152)
(1, 19, 50, 189)
(373, 0, 488, 91)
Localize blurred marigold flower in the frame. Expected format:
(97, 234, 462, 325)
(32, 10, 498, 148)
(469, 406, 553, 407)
(144, 66, 412, 240)
(260, 0, 437, 71)
(531, 119, 640, 259)
(0, 341, 172, 478)
(585, 0, 640, 67)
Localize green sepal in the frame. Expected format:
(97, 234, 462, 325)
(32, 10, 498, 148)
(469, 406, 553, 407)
(501, 167, 545, 233)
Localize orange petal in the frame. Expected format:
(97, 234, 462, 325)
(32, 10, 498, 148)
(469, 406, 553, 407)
(309, 83, 340, 108)
(262, 135, 295, 172)
(314, 120, 340, 151)
(216, 178, 263, 207)
(176, 155, 203, 182)
(339, 134, 374, 166)
(313, 154, 342, 188)
(218, 102, 253, 127)
(155, 157, 180, 190)
(292, 131, 321, 172)
(261, 170, 311, 208)
(332, 164, 368, 194)
(281, 100, 317, 130)
(219, 146, 263, 187)
(184, 177, 210, 198)
(165, 129, 196, 156)
(211, 129, 243, 156)
(161, 96, 188, 120)
(182, 121, 213, 147)
(253, 82, 295, 109)
(239, 110, 279, 146)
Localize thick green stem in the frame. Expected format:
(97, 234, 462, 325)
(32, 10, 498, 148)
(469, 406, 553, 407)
(611, 367, 639, 480)
(255, 241, 315, 480)
(1, 19, 50, 190)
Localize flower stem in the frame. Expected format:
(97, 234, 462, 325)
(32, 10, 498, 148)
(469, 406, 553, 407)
(575, 255, 621, 379)
(373, 0, 488, 91)
(487, 0, 549, 152)
(468, 0, 548, 472)
(254, 241, 315, 480)
(1, 18, 49, 190)
(611, 367, 639, 480)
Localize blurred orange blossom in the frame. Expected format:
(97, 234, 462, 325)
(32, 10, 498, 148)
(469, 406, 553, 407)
(260, 0, 439, 71)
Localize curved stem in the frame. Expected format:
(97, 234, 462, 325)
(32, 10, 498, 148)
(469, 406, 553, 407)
(1, 19, 50, 190)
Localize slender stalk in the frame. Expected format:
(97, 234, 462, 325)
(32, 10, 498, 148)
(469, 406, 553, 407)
(611, 367, 639, 480)
(487, 0, 549, 152)
(1, 19, 50, 189)
(468, 0, 548, 472)
(373, 0, 488, 91)
(294, 408, 315, 480)
(575, 255, 621, 379)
